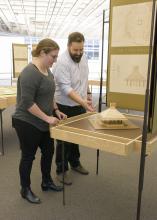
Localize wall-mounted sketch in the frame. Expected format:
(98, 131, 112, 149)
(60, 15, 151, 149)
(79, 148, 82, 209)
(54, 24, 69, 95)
(12, 44, 28, 78)
(111, 2, 152, 47)
(14, 60, 28, 73)
(109, 55, 148, 94)
(13, 45, 28, 59)
(125, 66, 147, 88)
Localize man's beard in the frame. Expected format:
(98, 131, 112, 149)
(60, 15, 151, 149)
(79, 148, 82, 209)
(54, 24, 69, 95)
(69, 52, 83, 63)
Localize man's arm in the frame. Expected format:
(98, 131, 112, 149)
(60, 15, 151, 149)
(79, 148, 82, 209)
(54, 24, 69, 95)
(68, 89, 94, 112)
(54, 61, 94, 112)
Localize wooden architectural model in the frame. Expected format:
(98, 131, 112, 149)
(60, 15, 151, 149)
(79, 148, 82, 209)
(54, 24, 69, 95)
(88, 103, 138, 130)
(99, 103, 127, 127)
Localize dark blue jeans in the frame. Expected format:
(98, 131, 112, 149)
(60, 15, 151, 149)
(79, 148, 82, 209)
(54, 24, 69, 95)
(55, 104, 86, 174)
(12, 118, 54, 187)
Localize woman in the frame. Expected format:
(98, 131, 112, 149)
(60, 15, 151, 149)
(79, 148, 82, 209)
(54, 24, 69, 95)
(12, 38, 66, 204)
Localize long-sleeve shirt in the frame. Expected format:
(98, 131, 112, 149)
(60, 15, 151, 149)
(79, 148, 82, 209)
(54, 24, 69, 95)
(12, 63, 55, 131)
(53, 50, 89, 106)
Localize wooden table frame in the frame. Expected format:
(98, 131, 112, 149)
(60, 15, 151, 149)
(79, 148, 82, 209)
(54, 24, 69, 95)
(50, 112, 157, 205)
(50, 112, 157, 156)
(88, 80, 106, 93)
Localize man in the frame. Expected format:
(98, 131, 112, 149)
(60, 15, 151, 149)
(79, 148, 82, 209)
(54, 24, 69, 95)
(53, 32, 94, 185)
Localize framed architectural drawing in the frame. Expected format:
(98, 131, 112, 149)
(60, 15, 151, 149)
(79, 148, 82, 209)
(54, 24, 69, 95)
(12, 44, 28, 78)
(14, 60, 28, 73)
(107, 0, 152, 110)
(111, 2, 152, 47)
(109, 55, 148, 94)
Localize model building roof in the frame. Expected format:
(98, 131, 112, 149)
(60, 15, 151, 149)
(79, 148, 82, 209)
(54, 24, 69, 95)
(100, 106, 127, 121)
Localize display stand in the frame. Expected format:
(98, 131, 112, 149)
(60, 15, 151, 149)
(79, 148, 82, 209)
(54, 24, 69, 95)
(97, 9, 109, 175)
(136, 1, 157, 219)
(98, 1, 157, 219)
(0, 109, 4, 155)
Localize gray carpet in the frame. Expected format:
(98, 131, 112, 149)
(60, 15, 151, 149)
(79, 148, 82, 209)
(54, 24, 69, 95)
(0, 106, 157, 220)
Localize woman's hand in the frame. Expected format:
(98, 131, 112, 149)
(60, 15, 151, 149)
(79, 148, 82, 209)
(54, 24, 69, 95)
(46, 116, 59, 126)
(55, 110, 67, 120)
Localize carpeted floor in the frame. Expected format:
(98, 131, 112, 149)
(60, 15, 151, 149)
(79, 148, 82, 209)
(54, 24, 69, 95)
(0, 105, 157, 220)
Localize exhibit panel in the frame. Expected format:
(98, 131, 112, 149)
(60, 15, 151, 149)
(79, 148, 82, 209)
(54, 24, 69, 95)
(12, 44, 28, 78)
(148, 5, 157, 134)
(107, 0, 152, 110)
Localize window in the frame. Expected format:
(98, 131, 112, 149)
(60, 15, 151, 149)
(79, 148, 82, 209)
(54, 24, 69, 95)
(24, 36, 41, 44)
(84, 39, 99, 60)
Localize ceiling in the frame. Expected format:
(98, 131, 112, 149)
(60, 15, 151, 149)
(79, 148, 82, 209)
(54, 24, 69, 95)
(0, 0, 109, 39)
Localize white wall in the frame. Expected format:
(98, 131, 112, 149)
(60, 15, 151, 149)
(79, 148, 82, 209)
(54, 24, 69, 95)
(0, 36, 25, 75)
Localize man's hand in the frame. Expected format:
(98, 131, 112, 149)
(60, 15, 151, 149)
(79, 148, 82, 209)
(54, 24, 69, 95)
(83, 100, 95, 112)
(68, 89, 95, 112)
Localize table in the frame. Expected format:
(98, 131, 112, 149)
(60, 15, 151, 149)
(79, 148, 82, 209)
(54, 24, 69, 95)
(88, 80, 106, 93)
(50, 112, 157, 206)
(50, 112, 157, 156)
(0, 87, 16, 155)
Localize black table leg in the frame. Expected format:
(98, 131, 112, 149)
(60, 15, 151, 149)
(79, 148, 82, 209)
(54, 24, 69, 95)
(96, 149, 99, 175)
(62, 141, 65, 205)
(0, 109, 4, 156)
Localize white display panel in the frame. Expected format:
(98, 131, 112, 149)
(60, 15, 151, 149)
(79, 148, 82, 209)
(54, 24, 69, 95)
(111, 2, 152, 47)
(109, 54, 148, 95)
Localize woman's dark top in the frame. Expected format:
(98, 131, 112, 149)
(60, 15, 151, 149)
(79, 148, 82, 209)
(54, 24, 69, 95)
(12, 63, 55, 131)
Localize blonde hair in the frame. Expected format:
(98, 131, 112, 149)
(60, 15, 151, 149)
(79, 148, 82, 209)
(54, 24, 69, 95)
(32, 38, 59, 57)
